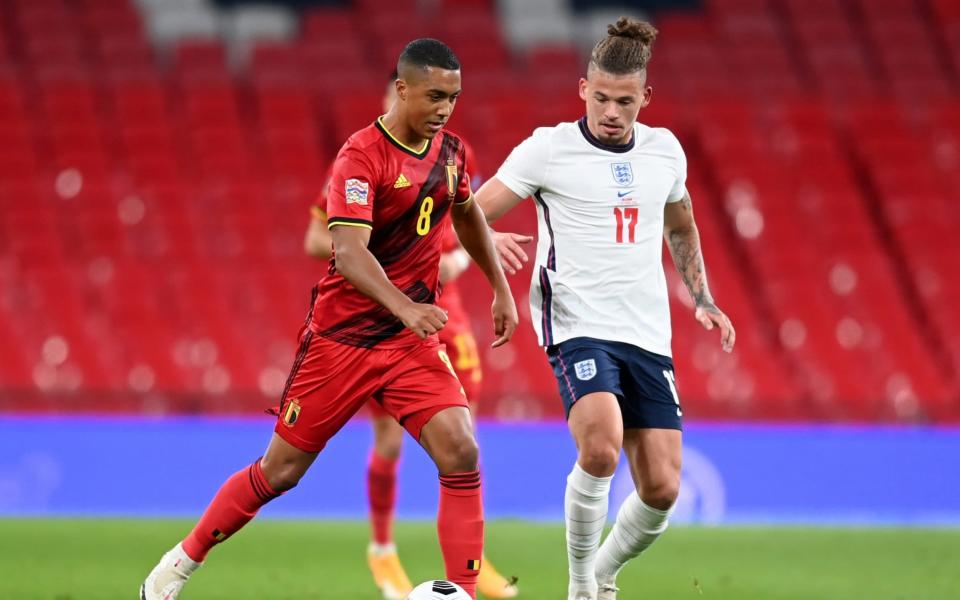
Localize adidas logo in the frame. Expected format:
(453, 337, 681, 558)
(394, 173, 411, 189)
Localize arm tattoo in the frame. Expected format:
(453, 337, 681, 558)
(666, 196, 715, 309)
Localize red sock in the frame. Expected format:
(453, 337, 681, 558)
(181, 459, 280, 562)
(438, 471, 484, 599)
(367, 451, 399, 546)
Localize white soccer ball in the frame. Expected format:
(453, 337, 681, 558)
(406, 580, 471, 599)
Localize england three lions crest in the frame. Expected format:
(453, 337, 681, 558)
(575, 359, 597, 381)
(611, 162, 633, 186)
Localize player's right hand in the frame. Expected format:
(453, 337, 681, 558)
(491, 288, 518, 348)
(398, 302, 448, 339)
(491, 230, 534, 275)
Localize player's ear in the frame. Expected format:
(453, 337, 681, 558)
(640, 85, 653, 108)
(578, 77, 588, 101)
(396, 78, 408, 102)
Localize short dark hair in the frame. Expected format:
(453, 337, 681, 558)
(397, 38, 460, 74)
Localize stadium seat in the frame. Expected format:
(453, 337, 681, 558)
(0, 0, 956, 421)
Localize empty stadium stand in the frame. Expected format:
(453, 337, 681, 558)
(0, 0, 956, 421)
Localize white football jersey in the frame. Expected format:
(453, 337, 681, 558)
(495, 118, 687, 357)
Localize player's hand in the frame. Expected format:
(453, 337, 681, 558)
(398, 302, 448, 339)
(491, 230, 533, 275)
(490, 289, 518, 348)
(695, 303, 735, 353)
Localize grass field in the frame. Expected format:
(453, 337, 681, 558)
(0, 519, 957, 599)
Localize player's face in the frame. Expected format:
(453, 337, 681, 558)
(397, 66, 462, 140)
(579, 69, 652, 145)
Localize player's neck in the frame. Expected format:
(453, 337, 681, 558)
(380, 111, 427, 150)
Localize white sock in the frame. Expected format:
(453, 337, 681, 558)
(368, 541, 397, 557)
(595, 491, 672, 585)
(565, 463, 613, 597)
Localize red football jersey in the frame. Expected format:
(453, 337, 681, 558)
(309, 117, 472, 349)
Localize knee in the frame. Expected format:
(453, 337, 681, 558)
(374, 428, 404, 461)
(435, 435, 479, 475)
(578, 442, 620, 478)
(260, 457, 306, 492)
(640, 479, 680, 511)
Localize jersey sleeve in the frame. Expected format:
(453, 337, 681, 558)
(495, 127, 551, 199)
(666, 134, 688, 203)
(326, 147, 379, 230)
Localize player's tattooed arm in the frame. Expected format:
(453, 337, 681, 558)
(664, 193, 712, 307)
(663, 192, 736, 352)
(451, 197, 519, 347)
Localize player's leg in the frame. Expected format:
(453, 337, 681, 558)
(381, 343, 483, 598)
(445, 333, 518, 598)
(140, 432, 318, 600)
(417, 405, 485, 599)
(548, 339, 625, 600)
(595, 346, 683, 599)
(369, 410, 405, 548)
(185, 433, 317, 561)
(140, 333, 378, 600)
(595, 429, 680, 598)
(565, 392, 621, 599)
(366, 402, 413, 599)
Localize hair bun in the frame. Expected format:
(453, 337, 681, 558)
(607, 16, 658, 45)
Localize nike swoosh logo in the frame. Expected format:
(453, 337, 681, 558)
(617, 191, 631, 197)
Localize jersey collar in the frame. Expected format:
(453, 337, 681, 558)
(376, 116, 432, 159)
(578, 117, 635, 153)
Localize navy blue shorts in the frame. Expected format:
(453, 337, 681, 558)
(546, 337, 683, 430)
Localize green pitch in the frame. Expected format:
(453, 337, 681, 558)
(1, 519, 957, 599)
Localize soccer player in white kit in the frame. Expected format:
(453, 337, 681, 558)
(476, 17, 736, 600)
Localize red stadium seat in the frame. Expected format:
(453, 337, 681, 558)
(0, 0, 956, 420)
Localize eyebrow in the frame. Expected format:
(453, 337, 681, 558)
(595, 92, 634, 101)
(428, 89, 461, 96)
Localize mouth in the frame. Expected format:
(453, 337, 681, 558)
(600, 122, 622, 136)
(426, 121, 446, 133)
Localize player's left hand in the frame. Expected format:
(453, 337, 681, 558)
(695, 303, 735, 353)
(491, 230, 533, 275)
(491, 289, 518, 348)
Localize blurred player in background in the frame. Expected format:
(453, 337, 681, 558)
(304, 73, 518, 599)
(141, 39, 517, 600)
(477, 18, 735, 600)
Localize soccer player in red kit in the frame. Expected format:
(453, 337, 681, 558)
(304, 73, 518, 599)
(140, 39, 518, 600)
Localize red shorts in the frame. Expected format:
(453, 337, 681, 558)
(366, 328, 482, 419)
(275, 332, 468, 453)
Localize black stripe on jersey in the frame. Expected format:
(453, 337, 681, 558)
(375, 118, 433, 159)
(533, 191, 556, 271)
(328, 216, 373, 227)
(538, 266, 555, 346)
(368, 134, 460, 267)
(318, 280, 434, 349)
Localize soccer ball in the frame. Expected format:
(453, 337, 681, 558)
(406, 580, 471, 599)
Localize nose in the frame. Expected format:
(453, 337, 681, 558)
(603, 103, 620, 121)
